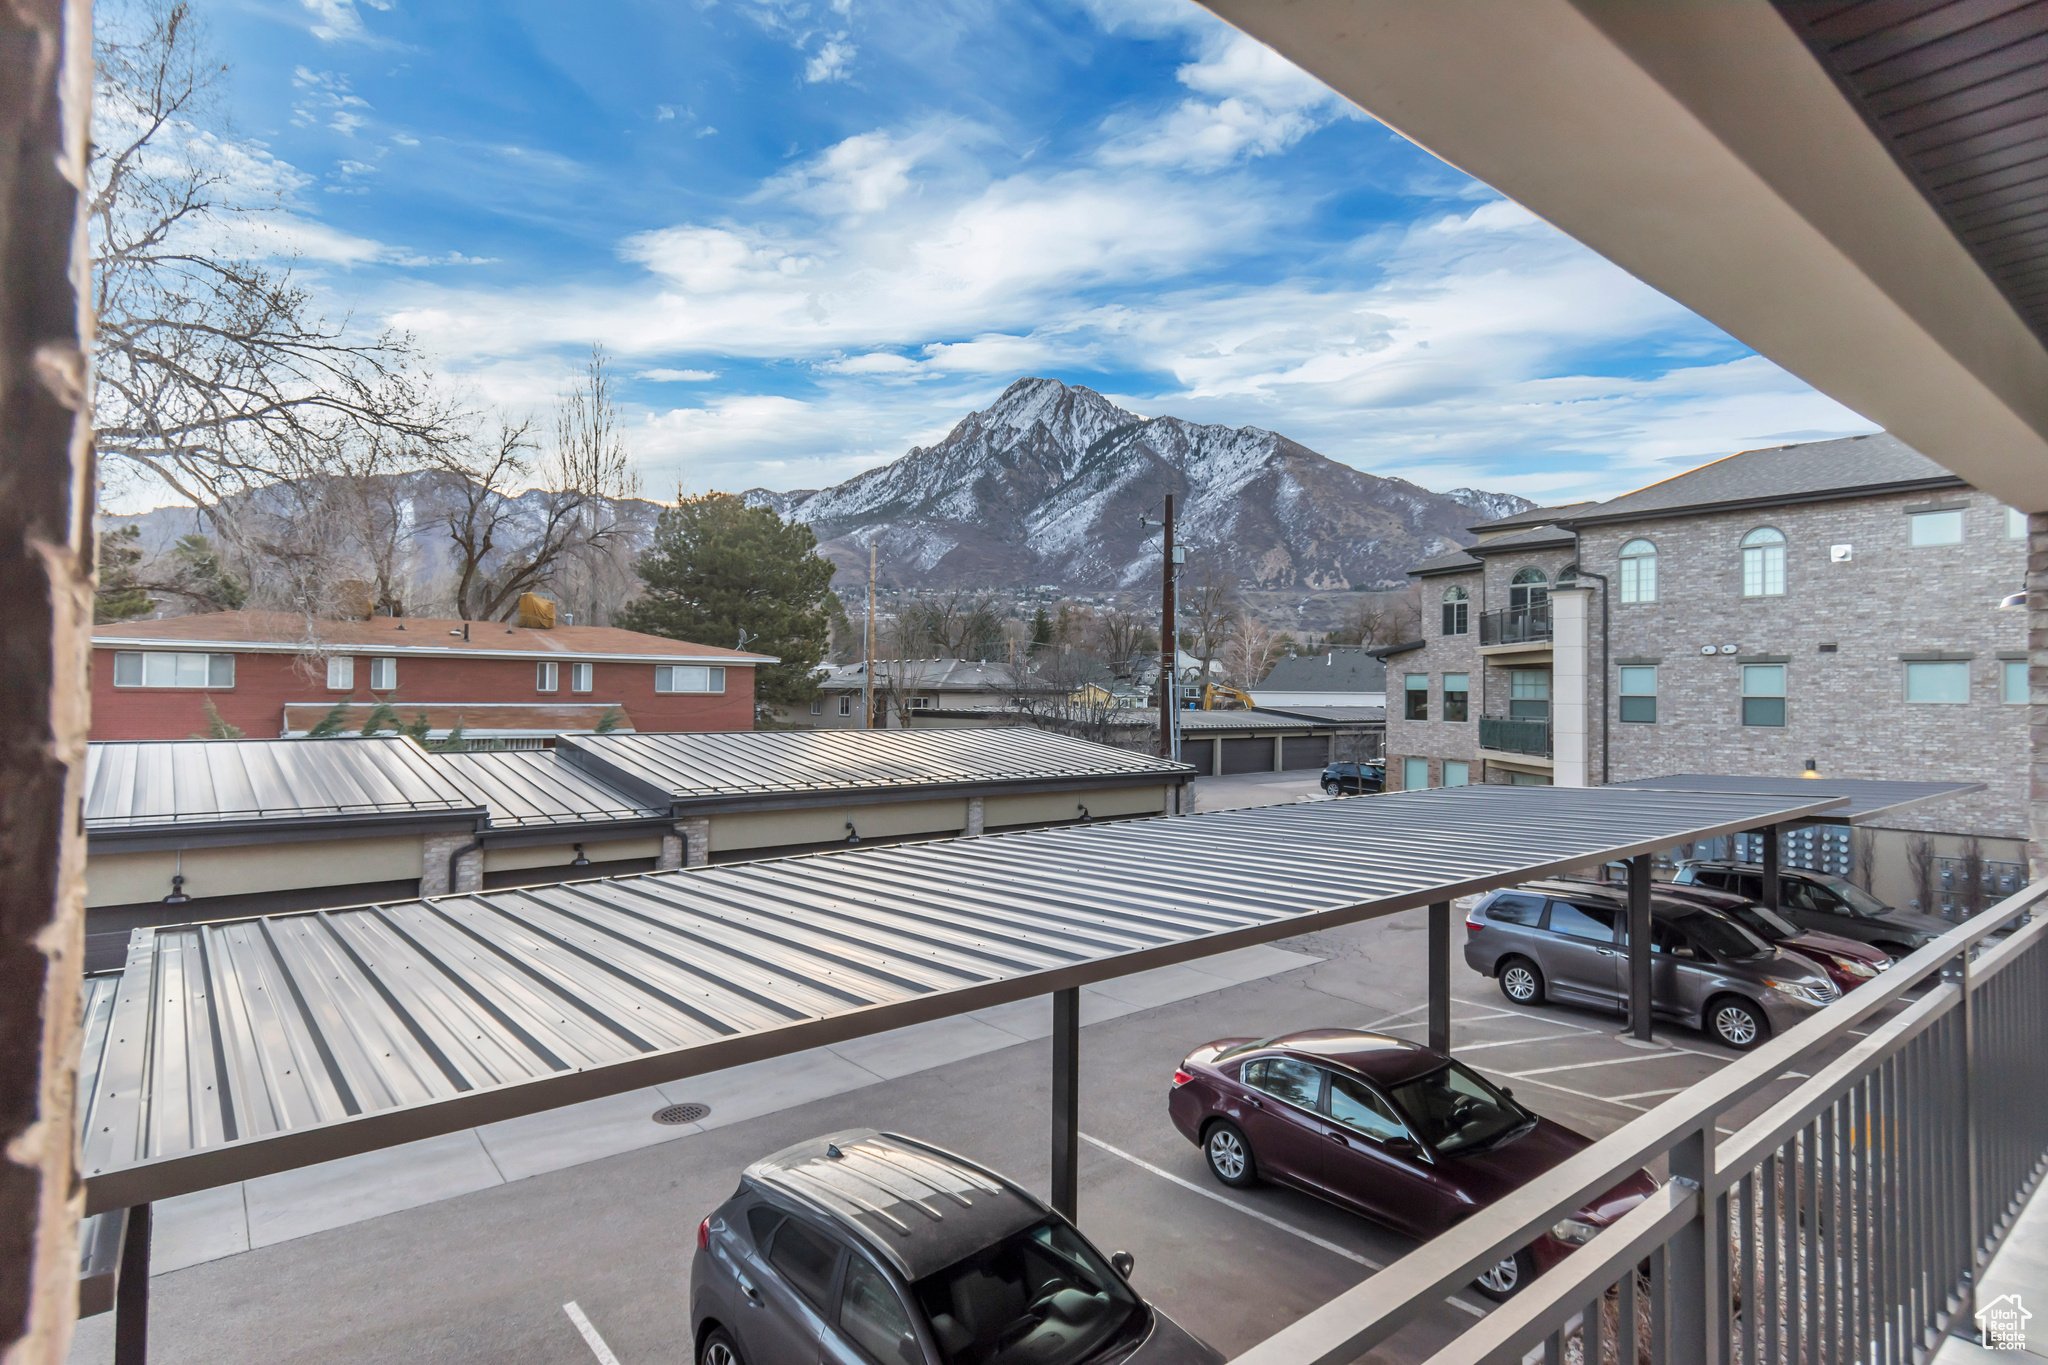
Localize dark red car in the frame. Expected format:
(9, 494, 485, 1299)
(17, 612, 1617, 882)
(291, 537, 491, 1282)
(1166, 1029, 1656, 1299)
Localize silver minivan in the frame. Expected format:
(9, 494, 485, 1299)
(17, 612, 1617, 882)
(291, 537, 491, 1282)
(1463, 881, 1839, 1049)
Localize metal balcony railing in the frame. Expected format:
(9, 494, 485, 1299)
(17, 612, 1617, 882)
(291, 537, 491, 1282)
(1230, 878, 2048, 1365)
(1478, 715, 1551, 756)
(1479, 603, 1552, 646)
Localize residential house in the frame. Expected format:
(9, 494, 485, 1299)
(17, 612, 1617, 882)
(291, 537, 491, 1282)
(1250, 647, 1388, 708)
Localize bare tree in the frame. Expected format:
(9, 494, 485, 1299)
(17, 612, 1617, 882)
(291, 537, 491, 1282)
(1092, 601, 1148, 678)
(1330, 585, 1424, 649)
(90, 1, 455, 511)
(1182, 560, 1237, 688)
(1907, 833, 1938, 917)
(1221, 609, 1283, 690)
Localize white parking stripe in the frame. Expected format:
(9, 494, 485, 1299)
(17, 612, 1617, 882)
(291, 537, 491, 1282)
(1078, 1133, 1487, 1318)
(1452, 1030, 1597, 1053)
(563, 1301, 623, 1365)
(1504, 1052, 1705, 1078)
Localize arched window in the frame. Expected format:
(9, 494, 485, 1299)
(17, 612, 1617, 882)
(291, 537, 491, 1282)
(1556, 563, 1579, 587)
(1741, 527, 1786, 597)
(1509, 567, 1548, 612)
(1441, 584, 1469, 636)
(1619, 539, 1657, 603)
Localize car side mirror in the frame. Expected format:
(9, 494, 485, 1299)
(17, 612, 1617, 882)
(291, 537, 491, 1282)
(1500, 1086, 1514, 1098)
(1109, 1250, 1135, 1278)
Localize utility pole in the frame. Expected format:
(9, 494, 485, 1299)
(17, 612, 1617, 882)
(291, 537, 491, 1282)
(864, 544, 876, 730)
(1160, 494, 1175, 761)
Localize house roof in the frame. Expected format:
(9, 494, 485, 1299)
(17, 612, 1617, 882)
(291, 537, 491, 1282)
(280, 702, 634, 739)
(1560, 433, 1964, 527)
(1470, 502, 1597, 534)
(1256, 649, 1387, 694)
(1465, 523, 1577, 553)
(92, 610, 777, 665)
(820, 659, 1029, 692)
(1406, 549, 1482, 577)
(1251, 705, 1386, 725)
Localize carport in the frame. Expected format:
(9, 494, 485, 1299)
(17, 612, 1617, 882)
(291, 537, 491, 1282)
(76, 784, 1846, 1362)
(1598, 774, 1982, 1041)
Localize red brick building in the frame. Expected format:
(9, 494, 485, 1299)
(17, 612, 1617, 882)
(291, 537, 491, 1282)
(89, 611, 774, 742)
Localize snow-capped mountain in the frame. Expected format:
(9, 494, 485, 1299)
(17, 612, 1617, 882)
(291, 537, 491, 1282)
(748, 378, 1531, 592)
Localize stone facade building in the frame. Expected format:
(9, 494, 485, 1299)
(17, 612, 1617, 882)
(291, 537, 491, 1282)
(1382, 434, 2027, 914)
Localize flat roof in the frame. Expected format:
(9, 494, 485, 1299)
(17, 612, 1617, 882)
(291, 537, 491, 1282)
(557, 729, 1191, 806)
(429, 750, 666, 828)
(93, 610, 777, 665)
(1602, 773, 1982, 825)
(82, 738, 486, 838)
(1250, 705, 1387, 725)
(77, 784, 1843, 1211)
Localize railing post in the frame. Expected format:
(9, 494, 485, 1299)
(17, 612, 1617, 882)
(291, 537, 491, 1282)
(1051, 987, 1080, 1222)
(113, 1202, 151, 1365)
(1628, 853, 1653, 1043)
(1960, 940, 1981, 1338)
(1666, 1124, 1720, 1365)
(1428, 902, 1451, 1055)
(1761, 823, 1780, 910)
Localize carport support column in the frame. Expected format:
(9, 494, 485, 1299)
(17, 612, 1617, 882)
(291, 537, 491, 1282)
(1550, 586, 1591, 787)
(965, 796, 984, 836)
(676, 816, 710, 868)
(1051, 987, 1080, 1221)
(1272, 734, 1283, 771)
(1427, 902, 1451, 1054)
(1628, 853, 1653, 1043)
(114, 1203, 150, 1365)
(1212, 736, 1222, 775)
(1761, 824, 1780, 910)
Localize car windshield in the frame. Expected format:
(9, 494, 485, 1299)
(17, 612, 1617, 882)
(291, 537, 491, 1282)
(913, 1219, 1143, 1365)
(1812, 873, 1892, 918)
(1386, 1063, 1532, 1156)
(1726, 903, 1799, 940)
(1677, 911, 1773, 961)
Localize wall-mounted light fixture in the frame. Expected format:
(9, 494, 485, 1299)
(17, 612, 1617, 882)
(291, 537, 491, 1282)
(163, 873, 189, 904)
(571, 843, 590, 866)
(1800, 758, 1821, 779)
(1999, 589, 2028, 610)
(1076, 804, 1092, 822)
(845, 822, 861, 846)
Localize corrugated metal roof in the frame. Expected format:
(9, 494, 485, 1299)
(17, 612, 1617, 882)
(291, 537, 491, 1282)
(77, 785, 1844, 1210)
(1250, 705, 1387, 724)
(558, 729, 1191, 801)
(429, 750, 667, 828)
(82, 738, 486, 833)
(1603, 773, 1983, 824)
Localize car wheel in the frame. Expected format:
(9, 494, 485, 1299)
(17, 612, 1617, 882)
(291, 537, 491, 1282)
(1322, 780, 1340, 796)
(1204, 1120, 1257, 1188)
(1709, 997, 1770, 1051)
(700, 1327, 746, 1365)
(1499, 957, 1545, 1006)
(1472, 1248, 1536, 1301)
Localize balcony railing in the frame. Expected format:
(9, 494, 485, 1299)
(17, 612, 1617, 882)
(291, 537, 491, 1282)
(1478, 715, 1551, 756)
(1230, 879, 2048, 1365)
(1479, 603, 1552, 646)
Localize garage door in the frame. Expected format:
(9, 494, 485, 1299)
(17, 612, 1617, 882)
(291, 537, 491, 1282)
(1220, 737, 1274, 774)
(1180, 741, 1213, 776)
(1281, 736, 1327, 770)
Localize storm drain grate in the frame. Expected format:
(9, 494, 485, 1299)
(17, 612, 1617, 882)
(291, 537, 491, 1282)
(653, 1103, 711, 1126)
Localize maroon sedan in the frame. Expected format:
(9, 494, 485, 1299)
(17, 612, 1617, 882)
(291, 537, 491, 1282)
(1167, 1029, 1656, 1299)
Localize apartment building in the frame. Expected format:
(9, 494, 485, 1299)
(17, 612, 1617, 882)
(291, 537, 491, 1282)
(1382, 434, 2027, 912)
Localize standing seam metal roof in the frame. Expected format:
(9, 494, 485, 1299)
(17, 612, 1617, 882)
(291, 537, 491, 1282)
(426, 750, 667, 828)
(77, 785, 1843, 1211)
(82, 738, 485, 831)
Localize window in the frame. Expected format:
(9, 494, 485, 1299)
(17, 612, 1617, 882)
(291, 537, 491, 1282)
(1403, 756, 1430, 790)
(1618, 666, 1657, 724)
(1507, 770, 1550, 786)
(111, 651, 234, 688)
(1908, 509, 1964, 546)
(838, 694, 853, 716)
(1741, 528, 1786, 597)
(570, 662, 593, 693)
(1442, 673, 1468, 722)
(1905, 660, 1970, 704)
(2006, 660, 2028, 704)
(1485, 892, 1545, 926)
(1326, 1073, 1409, 1142)
(839, 1257, 916, 1365)
(766, 1218, 839, 1308)
(1242, 1057, 1323, 1110)
(1509, 669, 1550, 720)
(1442, 759, 1470, 786)
(810, 699, 824, 715)
(326, 656, 354, 690)
(1508, 567, 1548, 612)
(1441, 585, 1469, 636)
(1547, 901, 1617, 943)
(368, 657, 396, 691)
(537, 661, 559, 692)
(1742, 663, 1786, 726)
(907, 695, 935, 711)
(654, 664, 726, 694)
(2010, 507, 2029, 539)
(1618, 539, 1657, 603)
(1404, 673, 1428, 721)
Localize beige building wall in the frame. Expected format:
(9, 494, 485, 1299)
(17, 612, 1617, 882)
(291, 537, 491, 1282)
(87, 835, 425, 907)
(984, 785, 1167, 828)
(482, 837, 665, 874)
(709, 799, 970, 852)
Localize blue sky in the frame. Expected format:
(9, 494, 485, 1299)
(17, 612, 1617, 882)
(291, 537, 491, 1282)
(184, 0, 1875, 505)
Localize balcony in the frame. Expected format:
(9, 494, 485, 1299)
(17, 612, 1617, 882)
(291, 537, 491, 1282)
(1478, 715, 1551, 756)
(1478, 604, 1552, 647)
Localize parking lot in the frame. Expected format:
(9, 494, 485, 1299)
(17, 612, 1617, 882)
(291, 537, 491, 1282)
(64, 885, 1920, 1365)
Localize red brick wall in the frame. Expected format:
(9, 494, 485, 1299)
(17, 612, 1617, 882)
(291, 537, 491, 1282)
(88, 648, 755, 740)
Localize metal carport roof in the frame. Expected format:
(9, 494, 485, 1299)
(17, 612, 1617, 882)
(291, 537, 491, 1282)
(76, 784, 1844, 1213)
(429, 749, 665, 828)
(1601, 773, 1982, 825)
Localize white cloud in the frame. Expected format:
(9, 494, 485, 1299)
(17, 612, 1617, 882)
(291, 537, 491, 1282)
(302, 0, 393, 44)
(637, 368, 721, 382)
(1098, 29, 1354, 170)
(292, 67, 372, 136)
(805, 37, 857, 83)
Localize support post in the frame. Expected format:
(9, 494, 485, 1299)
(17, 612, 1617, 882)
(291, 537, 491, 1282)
(1761, 823, 1780, 910)
(113, 1203, 151, 1365)
(1664, 1125, 1719, 1365)
(1427, 902, 1451, 1055)
(1050, 988, 1080, 1221)
(1159, 495, 1175, 761)
(1628, 852, 1653, 1043)
(1960, 938, 1982, 1335)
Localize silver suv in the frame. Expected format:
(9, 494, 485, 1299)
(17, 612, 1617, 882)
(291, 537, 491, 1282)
(1463, 881, 1839, 1049)
(691, 1129, 1223, 1365)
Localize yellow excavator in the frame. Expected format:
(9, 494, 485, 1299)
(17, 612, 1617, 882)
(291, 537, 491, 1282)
(1200, 682, 1257, 711)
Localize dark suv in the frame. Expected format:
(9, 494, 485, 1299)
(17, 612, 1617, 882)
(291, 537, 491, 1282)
(1321, 762, 1384, 795)
(692, 1129, 1222, 1365)
(1672, 861, 1949, 956)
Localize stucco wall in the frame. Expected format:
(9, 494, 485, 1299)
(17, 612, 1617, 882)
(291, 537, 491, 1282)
(709, 799, 971, 852)
(482, 837, 665, 874)
(984, 784, 1167, 828)
(87, 834, 426, 907)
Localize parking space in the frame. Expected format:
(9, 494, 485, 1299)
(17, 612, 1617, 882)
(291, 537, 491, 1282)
(64, 903, 1919, 1365)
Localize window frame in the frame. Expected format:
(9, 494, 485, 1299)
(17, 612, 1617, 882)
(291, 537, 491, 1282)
(763, 1215, 842, 1311)
(1323, 1070, 1414, 1144)
(654, 663, 727, 694)
(1402, 756, 1430, 790)
(326, 655, 355, 691)
(1242, 1056, 1326, 1112)
(536, 661, 559, 693)
(1741, 663, 1787, 727)
(2009, 507, 2029, 540)
(838, 694, 853, 717)
(1740, 527, 1786, 598)
(570, 661, 594, 693)
(1907, 508, 1964, 547)
(111, 650, 235, 689)
(1618, 539, 1657, 604)
(1442, 759, 1470, 787)
(1618, 665, 1657, 724)
(1508, 566, 1548, 612)
(368, 656, 397, 692)
(837, 1253, 918, 1365)
(1441, 672, 1469, 723)
(1508, 668, 1550, 721)
(1403, 673, 1429, 722)
(1904, 660, 1970, 705)
(2005, 659, 2028, 705)
(1441, 585, 1469, 636)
